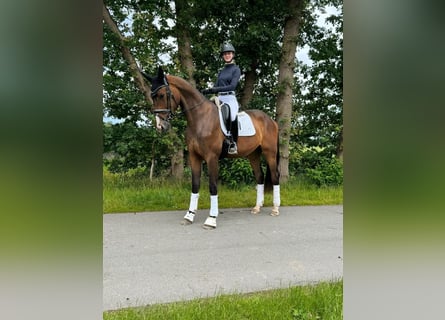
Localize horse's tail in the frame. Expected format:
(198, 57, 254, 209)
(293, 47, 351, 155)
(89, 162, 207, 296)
(264, 132, 280, 192)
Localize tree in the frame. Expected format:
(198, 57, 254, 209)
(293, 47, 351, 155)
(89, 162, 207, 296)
(103, 0, 186, 178)
(102, 2, 152, 104)
(276, 0, 306, 182)
(296, 0, 343, 158)
(174, 0, 196, 87)
(102, 0, 343, 186)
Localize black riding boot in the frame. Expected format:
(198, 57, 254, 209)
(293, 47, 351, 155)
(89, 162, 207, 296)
(228, 118, 238, 155)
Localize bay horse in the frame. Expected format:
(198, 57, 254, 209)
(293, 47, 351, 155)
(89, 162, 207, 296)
(142, 67, 280, 229)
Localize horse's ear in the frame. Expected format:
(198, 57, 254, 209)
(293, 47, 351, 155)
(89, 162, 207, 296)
(141, 71, 153, 83)
(156, 66, 169, 85)
(157, 66, 164, 79)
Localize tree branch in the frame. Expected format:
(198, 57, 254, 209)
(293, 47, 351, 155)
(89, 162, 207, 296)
(102, 2, 152, 104)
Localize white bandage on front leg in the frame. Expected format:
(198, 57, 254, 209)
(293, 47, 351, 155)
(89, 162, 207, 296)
(183, 193, 199, 224)
(251, 184, 264, 214)
(271, 185, 280, 216)
(209, 195, 219, 217)
(188, 193, 199, 212)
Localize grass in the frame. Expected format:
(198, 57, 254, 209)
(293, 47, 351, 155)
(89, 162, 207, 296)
(103, 167, 343, 213)
(103, 280, 343, 320)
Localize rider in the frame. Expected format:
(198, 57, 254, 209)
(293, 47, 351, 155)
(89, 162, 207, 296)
(201, 42, 241, 154)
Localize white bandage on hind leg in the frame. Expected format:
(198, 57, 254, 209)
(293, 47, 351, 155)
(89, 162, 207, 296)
(256, 184, 264, 207)
(273, 185, 281, 207)
(209, 195, 219, 217)
(188, 193, 199, 212)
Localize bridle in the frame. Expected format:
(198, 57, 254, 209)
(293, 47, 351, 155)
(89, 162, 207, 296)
(151, 77, 205, 120)
(151, 78, 179, 121)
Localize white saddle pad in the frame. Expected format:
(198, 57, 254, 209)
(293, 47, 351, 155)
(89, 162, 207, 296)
(237, 111, 256, 136)
(218, 108, 256, 137)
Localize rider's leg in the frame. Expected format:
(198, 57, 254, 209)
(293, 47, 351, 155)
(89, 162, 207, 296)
(228, 117, 238, 154)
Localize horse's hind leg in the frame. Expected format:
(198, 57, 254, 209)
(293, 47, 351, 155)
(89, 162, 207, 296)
(263, 151, 280, 216)
(248, 151, 264, 214)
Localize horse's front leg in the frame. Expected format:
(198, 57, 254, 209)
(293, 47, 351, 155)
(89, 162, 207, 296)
(203, 157, 219, 229)
(182, 153, 202, 225)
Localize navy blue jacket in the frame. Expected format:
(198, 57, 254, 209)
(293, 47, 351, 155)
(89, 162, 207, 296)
(212, 63, 241, 93)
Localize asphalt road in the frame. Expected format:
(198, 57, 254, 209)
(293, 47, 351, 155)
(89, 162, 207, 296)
(103, 205, 343, 311)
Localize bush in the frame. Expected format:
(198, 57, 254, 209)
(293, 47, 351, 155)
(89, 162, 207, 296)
(103, 122, 172, 174)
(289, 148, 343, 187)
(218, 158, 256, 188)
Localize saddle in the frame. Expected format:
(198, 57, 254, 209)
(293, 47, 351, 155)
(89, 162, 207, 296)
(211, 97, 256, 137)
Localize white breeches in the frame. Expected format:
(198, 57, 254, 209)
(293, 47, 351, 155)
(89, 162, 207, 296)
(218, 95, 239, 121)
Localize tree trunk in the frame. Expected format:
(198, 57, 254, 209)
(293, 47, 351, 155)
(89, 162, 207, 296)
(169, 0, 201, 179)
(102, 2, 152, 104)
(170, 141, 184, 178)
(150, 140, 155, 181)
(276, 0, 304, 183)
(164, 127, 184, 179)
(175, 0, 196, 87)
(336, 128, 343, 161)
(240, 65, 257, 108)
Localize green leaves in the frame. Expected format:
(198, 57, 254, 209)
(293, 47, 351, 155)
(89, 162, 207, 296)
(103, 0, 343, 185)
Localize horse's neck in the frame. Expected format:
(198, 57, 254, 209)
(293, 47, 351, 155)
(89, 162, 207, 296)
(168, 76, 212, 120)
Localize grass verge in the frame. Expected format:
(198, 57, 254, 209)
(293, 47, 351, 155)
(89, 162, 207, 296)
(103, 168, 342, 213)
(104, 280, 343, 320)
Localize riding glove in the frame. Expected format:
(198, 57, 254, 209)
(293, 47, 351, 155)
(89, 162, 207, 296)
(201, 88, 215, 95)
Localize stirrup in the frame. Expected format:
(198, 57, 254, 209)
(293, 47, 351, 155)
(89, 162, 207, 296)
(228, 142, 238, 155)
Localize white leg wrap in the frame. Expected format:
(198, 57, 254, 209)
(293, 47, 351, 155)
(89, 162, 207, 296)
(209, 195, 219, 217)
(273, 185, 281, 207)
(271, 185, 280, 216)
(188, 193, 199, 212)
(256, 184, 264, 207)
(251, 184, 264, 214)
(182, 193, 199, 224)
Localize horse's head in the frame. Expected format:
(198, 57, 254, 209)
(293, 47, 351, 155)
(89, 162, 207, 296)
(142, 66, 180, 131)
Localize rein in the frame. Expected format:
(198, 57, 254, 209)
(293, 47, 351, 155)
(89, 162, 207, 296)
(180, 98, 206, 115)
(152, 79, 205, 118)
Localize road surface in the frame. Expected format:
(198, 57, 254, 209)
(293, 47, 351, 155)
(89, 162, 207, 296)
(103, 205, 343, 311)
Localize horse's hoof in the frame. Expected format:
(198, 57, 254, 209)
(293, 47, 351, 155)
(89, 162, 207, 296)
(181, 219, 193, 225)
(251, 205, 261, 214)
(270, 207, 280, 216)
(182, 211, 195, 225)
(202, 216, 217, 229)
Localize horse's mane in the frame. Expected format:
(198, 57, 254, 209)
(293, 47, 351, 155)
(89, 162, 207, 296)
(166, 75, 201, 98)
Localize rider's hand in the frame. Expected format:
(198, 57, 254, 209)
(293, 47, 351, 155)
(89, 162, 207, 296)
(201, 88, 214, 95)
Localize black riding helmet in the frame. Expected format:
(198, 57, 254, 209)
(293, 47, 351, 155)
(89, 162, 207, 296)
(220, 42, 236, 56)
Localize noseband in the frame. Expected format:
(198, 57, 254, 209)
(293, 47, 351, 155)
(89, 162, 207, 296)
(151, 82, 178, 117)
(151, 76, 205, 120)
